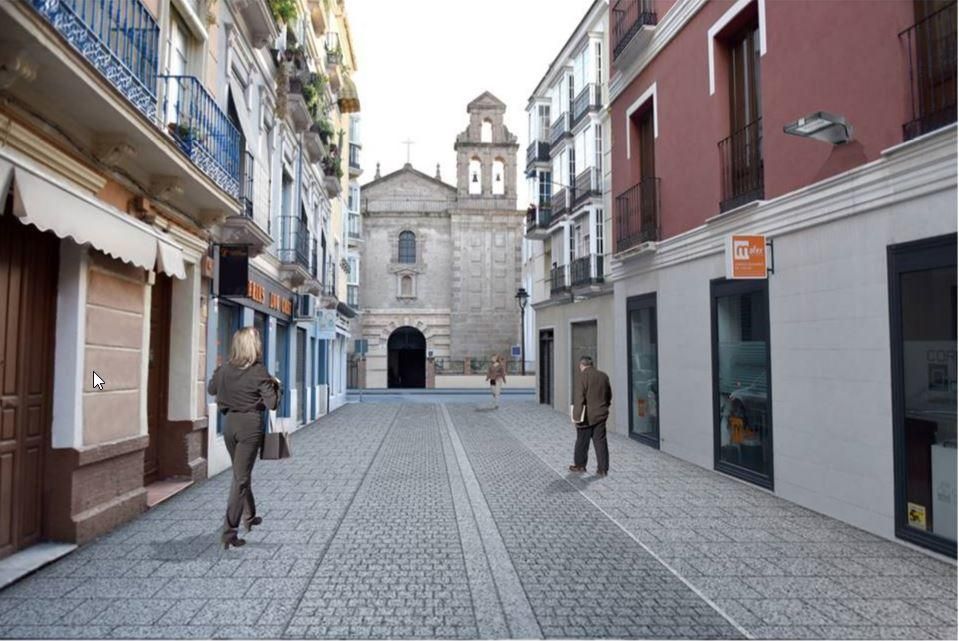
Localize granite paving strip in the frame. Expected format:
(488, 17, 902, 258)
(491, 402, 959, 639)
(437, 403, 541, 639)
(0, 403, 400, 639)
(288, 403, 478, 639)
(446, 403, 745, 639)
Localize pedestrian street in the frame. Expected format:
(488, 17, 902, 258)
(0, 400, 955, 640)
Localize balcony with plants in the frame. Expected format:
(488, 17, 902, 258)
(302, 75, 333, 162)
(322, 144, 344, 197)
(158, 75, 242, 198)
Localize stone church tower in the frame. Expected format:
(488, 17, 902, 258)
(355, 92, 525, 388)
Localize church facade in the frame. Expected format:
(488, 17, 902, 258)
(354, 92, 525, 388)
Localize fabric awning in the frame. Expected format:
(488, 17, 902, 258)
(156, 239, 187, 280)
(1, 157, 186, 279)
(338, 74, 361, 113)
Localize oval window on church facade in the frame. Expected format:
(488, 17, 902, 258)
(398, 231, 416, 263)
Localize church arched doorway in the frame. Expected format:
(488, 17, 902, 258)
(387, 327, 426, 389)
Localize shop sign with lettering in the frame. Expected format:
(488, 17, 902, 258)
(725, 234, 769, 279)
(224, 267, 294, 320)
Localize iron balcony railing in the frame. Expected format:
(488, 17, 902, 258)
(159, 75, 242, 198)
(278, 216, 311, 270)
(526, 203, 552, 231)
(572, 84, 603, 127)
(550, 264, 568, 296)
(900, 2, 957, 141)
(574, 167, 602, 206)
(570, 254, 604, 287)
(615, 177, 661, 252)
(240, 151, 254, 218)
(349, 142, 361, 170)
(526, 140, 550, 166)
(550, 113, 570, 147)
(719, 118, 764, 212)
(551, 187, 570, 219)
(326, 32, 343, 66)
(31, 0, 160, 119)
(612, 0, 658, 59)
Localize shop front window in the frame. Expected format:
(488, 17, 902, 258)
(627, 294, 658, 446)
(891, 235, 957, 556)
(712, 279, 773, 488)
(275, 321, 290, 417)
(216, 302, 239, 369)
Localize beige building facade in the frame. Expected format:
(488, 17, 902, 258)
(357, 93, 525, 388)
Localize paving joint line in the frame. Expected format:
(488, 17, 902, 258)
(489, 408, 756, 640)
(433, 404, 498, 638)
(279, 405, 402, 637)
(439, 403, 543, 640)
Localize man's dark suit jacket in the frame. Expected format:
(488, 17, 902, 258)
(572, 366, 612, 427)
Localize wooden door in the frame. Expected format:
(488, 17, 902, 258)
(145, 274, 172, 485)
(0, 213, 59, 559)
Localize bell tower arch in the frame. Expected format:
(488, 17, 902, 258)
(454, 91, 519, 204)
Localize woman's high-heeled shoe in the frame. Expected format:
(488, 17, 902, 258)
(243, 516, 262, 533)
(221, 531, 246, 549)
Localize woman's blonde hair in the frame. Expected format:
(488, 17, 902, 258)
(491, 354, 499, 364)
(229, 327, 262, 369)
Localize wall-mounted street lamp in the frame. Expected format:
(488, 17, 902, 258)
(783, 111, 853, 144)
(515, 287, 529, 375)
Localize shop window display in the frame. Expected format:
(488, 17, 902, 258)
(627, 298, 658, 443)
(898, 265, 956, 544)
(714, 285, 771, 481)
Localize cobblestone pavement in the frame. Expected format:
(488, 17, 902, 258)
(0, 401, 955, 639)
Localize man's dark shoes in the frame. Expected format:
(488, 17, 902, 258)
(596, 470, 608, 477)
(568, 465, 586, 472)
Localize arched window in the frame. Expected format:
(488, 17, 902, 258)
(398, 230, 416, 263)
(469, 158, 482, 195)
(481, 119, 493, 143)
(492, 158, 506, 195)
(400, 275, 413, 297)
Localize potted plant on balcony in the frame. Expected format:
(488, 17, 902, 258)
(322, 146, 343, 179)
(269, 0, 297, 25)
(167, 121, 204, 148)
(313, 117, 335, 145)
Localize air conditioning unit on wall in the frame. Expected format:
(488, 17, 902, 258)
(296, 293, 316, 320)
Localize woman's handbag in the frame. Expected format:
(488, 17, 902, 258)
(261, 417, 292, 460)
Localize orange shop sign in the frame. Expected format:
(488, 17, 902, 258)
(725, 234, 769, 279)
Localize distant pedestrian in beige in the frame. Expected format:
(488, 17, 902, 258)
(486, 354, 507, 409)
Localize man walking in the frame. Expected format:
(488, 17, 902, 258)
(569, 355, 612, 477)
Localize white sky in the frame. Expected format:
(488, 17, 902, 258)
(347, 0, 593, 207)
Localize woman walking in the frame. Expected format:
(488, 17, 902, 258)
(207, 327, 279, 549)
(486, 354, 507, 409)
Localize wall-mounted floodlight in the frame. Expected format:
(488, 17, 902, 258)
(783, 111, 853, 144)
